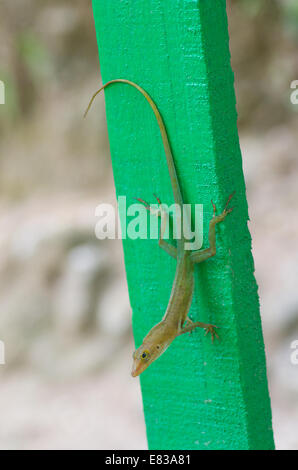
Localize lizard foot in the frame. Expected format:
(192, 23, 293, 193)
(135, 194, 162, 217)
(211, 191, 235, 220)
(204, 324, 220, 343)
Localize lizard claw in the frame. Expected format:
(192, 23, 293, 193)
(204, 324, 220, 343)
(135, 195, 163, 217)
(211, 199, 216, 217)
(211, 192, 235, 220)
(134, 197, 151, 210)
(153, 193, 162, 206)
(223, 191, 235, 214)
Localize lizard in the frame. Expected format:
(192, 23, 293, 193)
(85, 79, 234, 377)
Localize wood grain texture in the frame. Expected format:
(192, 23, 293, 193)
(91, 0, 274, 450)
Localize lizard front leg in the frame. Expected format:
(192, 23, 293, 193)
(179, 319, 219, 342)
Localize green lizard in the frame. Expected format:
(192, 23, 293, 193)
(85, 79, 234, 377)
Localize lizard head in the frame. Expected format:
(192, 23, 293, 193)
(131, 343, 164, 377)
(131, 321, 176, 377)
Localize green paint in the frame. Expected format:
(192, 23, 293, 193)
(91, 0, 274, 450)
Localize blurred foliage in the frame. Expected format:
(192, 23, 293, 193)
(239, 0, 298, 33)
(0, 0, 110, 198)
(18, 32, 52, 81)
(282, 0, 298, 38)
(229, 0, 298, 131)
(0, 0, 296, 133)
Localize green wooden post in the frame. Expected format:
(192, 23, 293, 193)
(91, 0, 274, 450)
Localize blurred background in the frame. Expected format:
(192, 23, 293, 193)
(0, 0, 297, 450)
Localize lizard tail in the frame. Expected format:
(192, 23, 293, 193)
(84, 79, 183, 209)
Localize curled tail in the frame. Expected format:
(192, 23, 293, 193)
(84, 79, 183, 209)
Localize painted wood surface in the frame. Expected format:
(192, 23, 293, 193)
(91, 0, 274, 450)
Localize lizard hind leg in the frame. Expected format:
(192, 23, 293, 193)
(212, 190, 235, 220)
(190, 192, 235, 264)
(135, 194, 177, 259)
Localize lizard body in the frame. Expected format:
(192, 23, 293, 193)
(85, 79, 234, 377)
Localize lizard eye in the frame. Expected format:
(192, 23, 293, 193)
(141, 350, 150, 361)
